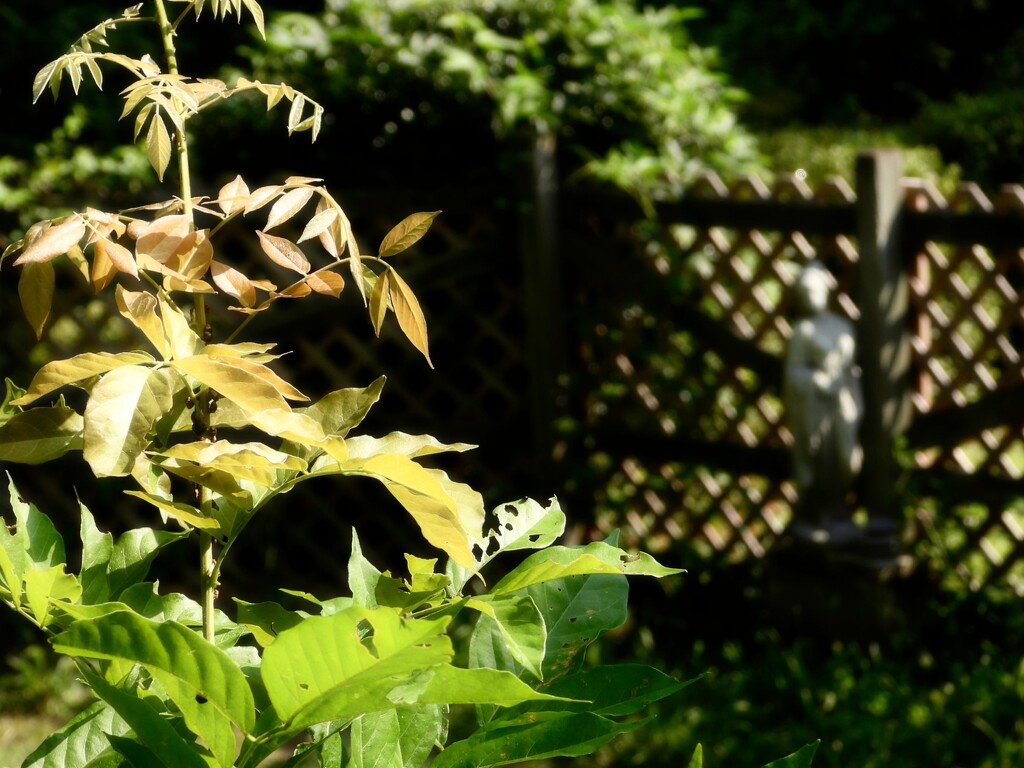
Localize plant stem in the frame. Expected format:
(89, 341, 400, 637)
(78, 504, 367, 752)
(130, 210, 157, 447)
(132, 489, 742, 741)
(156, 0, 215, 642)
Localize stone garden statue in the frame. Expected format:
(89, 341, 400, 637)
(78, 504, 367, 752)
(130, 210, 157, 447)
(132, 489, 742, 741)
(783, 261, 864, 543)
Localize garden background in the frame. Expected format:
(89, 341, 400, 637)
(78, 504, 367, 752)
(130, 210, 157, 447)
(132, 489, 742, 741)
(1, 1, 1022, 766)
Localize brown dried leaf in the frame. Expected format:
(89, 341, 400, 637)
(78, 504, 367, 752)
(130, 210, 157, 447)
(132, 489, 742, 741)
(136, 215, 190, 264)
(265, 186, 315, 231)
(211, 259, 256, 307)
(297, 205, 339, 244)
(257, 231, 310, 275)
(306, 268, 345, 298)
(217, 174, 250, 215)
(14, 216, 86, 265)
(244, 185, 283, 215)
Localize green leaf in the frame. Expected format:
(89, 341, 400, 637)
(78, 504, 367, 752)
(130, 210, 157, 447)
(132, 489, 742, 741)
(418, 666, 573, 708)
(53, 613, 256, 767)
(21, 700, 130, 768)
(525, 665, 701, 716)
(432, 711, 648, 768)
(145, 113, 172, 181)
(24, 565, 81, 628)
(350, 706, 445, 768)
(466, 595, 546, 681)
(79, 503, 114, 605)
(83, 366, 174, 477)
(762, 741, 820, 768)
(105, 527, 189, 599)
(527, 570, 627, 680)
(378, 211, 441, 258)
(234, 599, 307, 647)
(492, 542, 682, 594)
(19, 261, 55, 339)
(76, 667, 208, 768)
(0, 405, 84, 464)
(689, 744, 703, 768)
(13, 352, 155, 406)
(261, 605, 453, 730)
(2, 476, 66, 579)
(348, 529, 382, 609)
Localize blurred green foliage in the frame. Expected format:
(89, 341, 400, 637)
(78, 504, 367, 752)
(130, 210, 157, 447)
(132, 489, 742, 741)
(239, 0, 759, 200)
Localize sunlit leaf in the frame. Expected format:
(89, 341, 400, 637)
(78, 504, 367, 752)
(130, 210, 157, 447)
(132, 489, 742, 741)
(265, 186, 315, 231)
(379, 211, 441, 258)
(115, 286, 170, 359)
(762, 741, 821, 768)
(83, 365, 174, 477)
(54, 613, 255, 767)
(14, 216, 86, 265)
(388, 268, 432, 367)
(24, 565, 81, 628)
(261, 606, 452, 729)
(217, 174, 250, 215)
(243, 184, 282, 214)
(297, 205, 338, 244)
(345, 432, 476, 461)
(350, 706, 445, 768)
(20, 700, 130, 768)
(135, 215, 190, 265)
(211, 259, 256, 307)
(257, 231, 311, 274)
(171, 355, 290, 414)
(123, 491, 220, 532)
(466, 595, 546, 680)
(18, 261, 55, 339)
(13, 354, 151, 409)
(145, 113, 172, 181)
(92, 239, 138, 291)
(305, 268, 345, 297)
(0, 406, 84, 465)
(492, 542, 682, 595)
(369, 270, 389, 336)
(204, 346, 307, 401)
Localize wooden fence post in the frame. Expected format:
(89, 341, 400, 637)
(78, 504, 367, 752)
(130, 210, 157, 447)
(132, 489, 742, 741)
(518, 121, 563, 491)
(855, 150, 912, 530)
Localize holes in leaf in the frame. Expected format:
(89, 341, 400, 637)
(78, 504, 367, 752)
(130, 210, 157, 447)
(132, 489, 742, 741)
(195, 693, 208, 704)
(528, 534, 541, 543)
(569, 617, 578, 623)
(504, 522, 513, 531)
(299, 683, 309, 691)
(485, 537, 500, 556)
(472, 543, 484, 560)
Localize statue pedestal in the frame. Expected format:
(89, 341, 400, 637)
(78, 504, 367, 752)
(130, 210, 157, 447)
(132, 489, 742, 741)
(765, 521, 917, 640)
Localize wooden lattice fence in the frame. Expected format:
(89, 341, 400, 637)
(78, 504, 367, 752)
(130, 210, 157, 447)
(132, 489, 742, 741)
(566, 152, 1024, 595)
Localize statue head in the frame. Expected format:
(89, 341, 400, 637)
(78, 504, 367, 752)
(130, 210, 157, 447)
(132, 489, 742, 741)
(794, 261, 833, 316)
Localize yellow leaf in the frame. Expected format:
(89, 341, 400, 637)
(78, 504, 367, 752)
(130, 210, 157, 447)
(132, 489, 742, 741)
(217, 174, 250, 215)
(171, 355, 290, 414)
(279, 281, 312, 298)
(369, 270, 390, 336)
(257, 231, 310, 274)
(145, 113, 172, 181)
(83, 365, 174, 477)
(316, 198, 346, 258)
(116, 286, 170, 359)
(203, 348, 308, 402)
(19, 261, 55, 339)
(124, 491, 221, 532)
(265, 186, 315, 231)
(247, 409, 326, 444)
(388, 268, 433, 367)
(158, 294, 202, 360)
(14, 216, 86, 265)
(211, 259, 256, 307)
(378, 211, 441, 258)
(12, 351, 154, 406)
